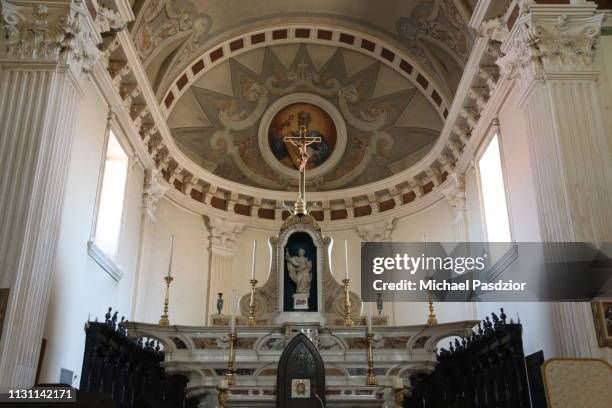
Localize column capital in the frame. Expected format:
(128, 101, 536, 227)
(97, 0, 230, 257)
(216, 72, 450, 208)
(143, 168, 169, 221)
(208, 218, 245, 256)
(442, 173, 466, 212)
(355, 219, 395, 242)
(0, 0, 103, 82)
(497, 4, 603, 96)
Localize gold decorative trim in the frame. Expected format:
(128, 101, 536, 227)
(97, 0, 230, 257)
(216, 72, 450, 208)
(591, 300, 612, 348)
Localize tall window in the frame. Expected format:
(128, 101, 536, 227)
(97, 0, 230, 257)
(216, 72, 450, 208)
(478, 134, 511, 242)
(94, 130, 129, 258)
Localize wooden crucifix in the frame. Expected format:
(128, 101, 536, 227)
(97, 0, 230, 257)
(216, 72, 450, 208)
(284, 124, 321, 214)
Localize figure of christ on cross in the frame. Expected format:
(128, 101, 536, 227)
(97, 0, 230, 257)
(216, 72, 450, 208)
(284, 124, 321, 214)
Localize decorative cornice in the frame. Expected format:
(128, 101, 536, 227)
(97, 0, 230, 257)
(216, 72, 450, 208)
(0, 0, 102, 81)
(497, 3, 604, 99)
(94, 4, 125, 33)
(355, 219, 395, 242)
(208, 218, 245, 256)
(143, 168, 168, 221)
(479, 17, 510, 43)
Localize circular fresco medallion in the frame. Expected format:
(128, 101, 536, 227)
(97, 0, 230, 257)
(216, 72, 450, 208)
(267, 103, 337, 171)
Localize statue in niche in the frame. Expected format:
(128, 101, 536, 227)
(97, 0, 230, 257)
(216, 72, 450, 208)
(283, 231, 318, 312)
(285, 248, 312, 294)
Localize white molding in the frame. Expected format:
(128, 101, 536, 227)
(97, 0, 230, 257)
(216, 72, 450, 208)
(469, 0, 493, 29)
(87, 240, 124, 282)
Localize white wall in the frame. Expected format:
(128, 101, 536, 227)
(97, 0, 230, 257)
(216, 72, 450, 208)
(133, 198, 209, 325)
(597, 35, 612, 156)
(136, 197, 477, 329)
(40, 79, 144, 384)
(594, 33, 612, 363)
(391, 201, 476, 326)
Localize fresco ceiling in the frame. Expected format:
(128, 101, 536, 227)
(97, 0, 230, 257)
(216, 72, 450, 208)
(167, 44, 444, 191)
(130, 0, 474, 192)
(131, 0, 473, 98)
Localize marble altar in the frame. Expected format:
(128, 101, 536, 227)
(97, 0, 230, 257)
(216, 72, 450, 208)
(127, 211, 478, 407)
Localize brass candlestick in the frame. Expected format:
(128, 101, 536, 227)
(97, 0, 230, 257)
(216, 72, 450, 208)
(247, 279, 258, 326)
(427, 290, 438, 325)
(225, 332, 237, 385)
(159, 275, 174, 325)
(393, 387, 405, 407)
(366, 332, 377, 385)
(217, 387, 228, 408)
(342, 278, 353, 326)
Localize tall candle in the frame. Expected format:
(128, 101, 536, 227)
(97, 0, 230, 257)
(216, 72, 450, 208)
(230, 289, 236, 332)
(167, 235, 175, 277)
(344, 239, 349, 279)
(367, 302, 372, 333)
(251, 240, 257, 279)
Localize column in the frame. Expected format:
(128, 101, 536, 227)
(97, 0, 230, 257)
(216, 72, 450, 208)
(497, 2, 611, 358)
(206, 218, 244, 324)
(356, 219, 396, 324)
(0, 0, 102, 388)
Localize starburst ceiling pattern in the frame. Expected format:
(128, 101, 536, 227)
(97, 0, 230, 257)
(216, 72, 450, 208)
(168, 44, 443, 191)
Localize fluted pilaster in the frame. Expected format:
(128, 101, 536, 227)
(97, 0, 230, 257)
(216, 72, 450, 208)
(206, 218, 244, 323)
(356, 219, 396, 324)
(497, 2, 611, 358)
(0, 0, 102, 388)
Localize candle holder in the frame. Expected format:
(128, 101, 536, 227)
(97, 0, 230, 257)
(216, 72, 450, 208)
(225, 332, 237, 385)
(366, 332, 377, 385)
(247, 279, 258, 327)
(393, 386, 405, 407)
(159, 275, 174, 325)
(342, 278, 353, 326)
(217, 386, 228, 408)
(427, 290, 438, 325)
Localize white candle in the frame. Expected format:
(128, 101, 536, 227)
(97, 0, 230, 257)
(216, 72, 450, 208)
(344, 239, 349, 280)
(230, 289, 236, 332)
(367, 302, 372, 333)
(251, 240, 257, 279)
(167, 235, 175, 277)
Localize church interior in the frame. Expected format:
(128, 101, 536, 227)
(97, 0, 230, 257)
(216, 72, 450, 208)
(1, 0, 612, 407)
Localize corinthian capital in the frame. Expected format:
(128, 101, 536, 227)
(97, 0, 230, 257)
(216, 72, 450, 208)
(442, 173, 466, 211)
(0, 0, 102, 80)
(208, 218, 245, 256)
(497, 3, 603, 87)
(143, 168, 169, 220)
(356, 219, 395, 242)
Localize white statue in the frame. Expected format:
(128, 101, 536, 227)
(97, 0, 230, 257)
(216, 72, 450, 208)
(285, 248, 313, 294)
